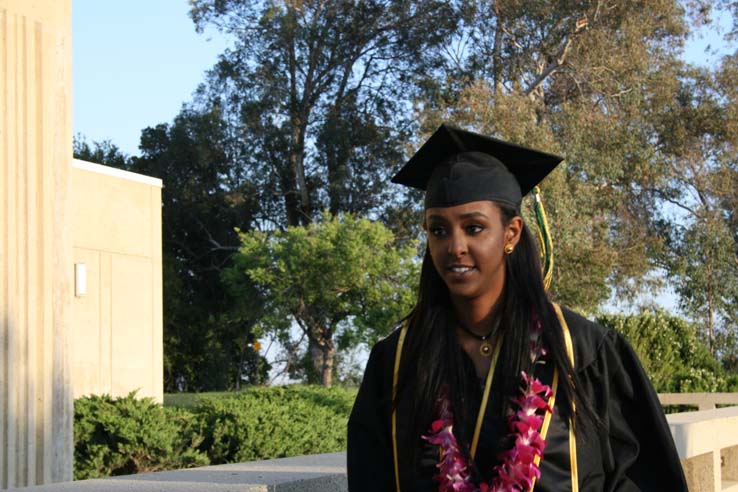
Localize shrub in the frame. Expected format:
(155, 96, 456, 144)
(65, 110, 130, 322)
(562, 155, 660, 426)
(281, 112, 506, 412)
(74, 392, 209, 479)
(74, 386, 358, 478)
(194, 385, 356, 463)
(597, 310, 726, 392)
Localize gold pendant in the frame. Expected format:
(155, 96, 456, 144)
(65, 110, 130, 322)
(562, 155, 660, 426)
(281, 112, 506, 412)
(479, 340, 493, 357)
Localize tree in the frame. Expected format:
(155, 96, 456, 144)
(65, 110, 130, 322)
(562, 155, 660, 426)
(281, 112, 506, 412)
(187, 0, 460, 380)
(653, 54, 738, 354)
(73, 135, 129, 170)
(223, 213, 418, 386)
(189, 0, 459, 227)
(129, 107, 269, 391)
(409, 0, 718, 314)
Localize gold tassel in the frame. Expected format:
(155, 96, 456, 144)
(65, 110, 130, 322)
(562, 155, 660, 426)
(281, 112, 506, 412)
(532, 186, 554, 291)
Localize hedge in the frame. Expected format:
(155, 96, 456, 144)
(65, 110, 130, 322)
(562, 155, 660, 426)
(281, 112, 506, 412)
(74, 385, 357, 479)
(74, 392, 209, 479)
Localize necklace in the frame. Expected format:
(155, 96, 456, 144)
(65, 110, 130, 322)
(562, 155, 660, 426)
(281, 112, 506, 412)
(458, 317, 500, 357)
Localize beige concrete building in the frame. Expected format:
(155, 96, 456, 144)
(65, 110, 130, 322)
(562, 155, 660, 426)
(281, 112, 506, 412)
(1, 0, 75, 488)
(71, 160, 163, 403)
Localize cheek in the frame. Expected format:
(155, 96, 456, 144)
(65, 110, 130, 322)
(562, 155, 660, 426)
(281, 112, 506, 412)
(476, 236, 505, 266)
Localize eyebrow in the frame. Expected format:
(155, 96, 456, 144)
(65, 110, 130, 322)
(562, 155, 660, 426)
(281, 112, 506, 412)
(426, 211, 489, 221)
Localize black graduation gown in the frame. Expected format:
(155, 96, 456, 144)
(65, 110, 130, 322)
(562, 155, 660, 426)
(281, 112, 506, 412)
(346, 306, 688, 492)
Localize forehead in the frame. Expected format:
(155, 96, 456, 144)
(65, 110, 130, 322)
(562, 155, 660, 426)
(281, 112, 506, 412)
(424, 200, 501, 221)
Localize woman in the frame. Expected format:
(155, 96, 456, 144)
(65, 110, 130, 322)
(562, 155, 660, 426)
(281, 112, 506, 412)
(347, 124, 687, 492)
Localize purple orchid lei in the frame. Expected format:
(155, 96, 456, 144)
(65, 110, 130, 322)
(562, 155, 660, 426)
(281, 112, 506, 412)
(422, 317, 552, 492)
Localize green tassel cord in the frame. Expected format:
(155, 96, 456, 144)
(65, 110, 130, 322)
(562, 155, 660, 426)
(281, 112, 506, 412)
(532, 186, 554, 291)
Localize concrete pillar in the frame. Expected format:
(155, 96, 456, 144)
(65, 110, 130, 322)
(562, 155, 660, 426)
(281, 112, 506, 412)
(680, 453, 715, 492)
(723, 444, 738, 482)
(0, 0, 74, 488)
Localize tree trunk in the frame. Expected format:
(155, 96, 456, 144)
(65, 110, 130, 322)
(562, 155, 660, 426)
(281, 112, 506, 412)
(284, 119, 311, 226)
(310, 339, 336, 388)
(492, 3, 504, 96)
(235, 346, 244, 391)
(707, 261, 714, 355)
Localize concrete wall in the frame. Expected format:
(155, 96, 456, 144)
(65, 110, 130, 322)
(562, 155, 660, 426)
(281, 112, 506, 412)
(0, 0, 74, 488)
(71, 160, 163, 403)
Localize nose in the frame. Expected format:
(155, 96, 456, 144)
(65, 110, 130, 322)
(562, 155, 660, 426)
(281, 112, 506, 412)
(447, 231, 467, 257)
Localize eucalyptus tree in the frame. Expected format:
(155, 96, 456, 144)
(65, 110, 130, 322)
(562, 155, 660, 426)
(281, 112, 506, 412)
(653, 55, 738, 354)
(189, 0, 460, 227)
(411, 0, 718, 313)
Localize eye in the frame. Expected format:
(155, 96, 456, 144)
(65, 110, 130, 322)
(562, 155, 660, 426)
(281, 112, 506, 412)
(428, 225, 447, 237)
(466, 224, 484, 234)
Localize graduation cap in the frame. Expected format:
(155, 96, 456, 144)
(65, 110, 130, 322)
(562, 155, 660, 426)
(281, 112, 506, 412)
(393, 123, 563, 289)
(391, 124, 563, 210)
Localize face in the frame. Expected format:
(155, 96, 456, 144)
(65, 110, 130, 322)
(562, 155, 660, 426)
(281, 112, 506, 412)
(424, 201, 522, 308)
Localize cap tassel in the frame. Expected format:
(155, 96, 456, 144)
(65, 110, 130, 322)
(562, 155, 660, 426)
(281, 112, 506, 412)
(532, 186, 554, 291)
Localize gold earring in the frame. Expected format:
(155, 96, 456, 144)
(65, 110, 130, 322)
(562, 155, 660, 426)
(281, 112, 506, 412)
(504, 244, 514, 255)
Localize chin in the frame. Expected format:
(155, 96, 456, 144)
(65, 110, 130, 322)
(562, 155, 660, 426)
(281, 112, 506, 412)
(447, 285, 481, 300)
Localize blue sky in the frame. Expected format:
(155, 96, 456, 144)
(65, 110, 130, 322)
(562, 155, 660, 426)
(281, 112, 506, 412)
(73, 0, 227, 156)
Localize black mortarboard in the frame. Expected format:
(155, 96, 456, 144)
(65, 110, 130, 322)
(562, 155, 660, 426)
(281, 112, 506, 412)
(391, 124, 563, 210)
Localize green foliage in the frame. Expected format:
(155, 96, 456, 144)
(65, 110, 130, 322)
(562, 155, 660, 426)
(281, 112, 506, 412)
(76, 387, 357, 478)
(190, 0, 458, 227)
(597, 310, 726, 392)
(74, 393, 209, 480)
(224, 213, 417, 385)
(193, 385, 356, 463)
(73, 135, 130, 170)
(726, 373, 738, 392)
(129, 108, 268, 392)
(412, 0, 737, 320)
(664, 204, 738, 354)
(163, 391, 235, 409)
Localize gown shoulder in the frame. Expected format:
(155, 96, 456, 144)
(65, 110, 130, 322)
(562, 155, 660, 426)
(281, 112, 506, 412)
(553, 304, 688, 491)
(346, 326, 403, 492)
(557, 304, 609, 372)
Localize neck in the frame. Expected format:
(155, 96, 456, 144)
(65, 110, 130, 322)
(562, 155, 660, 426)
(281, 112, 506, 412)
(452, 290, 503, 337)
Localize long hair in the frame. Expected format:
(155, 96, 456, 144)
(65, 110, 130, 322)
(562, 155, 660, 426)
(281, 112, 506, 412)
(394, 202, 599, 472)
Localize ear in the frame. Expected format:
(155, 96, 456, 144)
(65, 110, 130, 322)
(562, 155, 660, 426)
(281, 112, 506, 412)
(505, 216, 524, 247)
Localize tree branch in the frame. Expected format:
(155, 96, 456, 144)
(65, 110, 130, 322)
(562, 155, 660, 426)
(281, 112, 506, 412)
(524, 16, 589, 97)
(646, 187, 698, 216)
